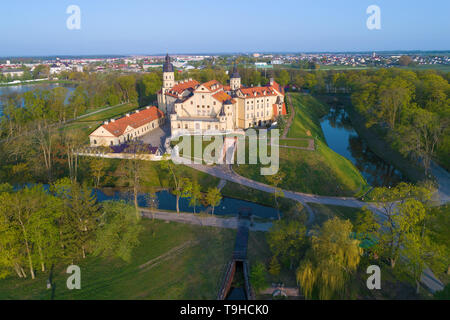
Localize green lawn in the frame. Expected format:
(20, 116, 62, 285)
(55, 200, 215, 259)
(0, 220, 235, 300)
(278, 139, 310, 148)
(62, 103, 140, 139)
(233, 93, 368, 197)
(307, 203, 362, 227)
(80, 103, 139, 122)
(221, 181, 299, 212)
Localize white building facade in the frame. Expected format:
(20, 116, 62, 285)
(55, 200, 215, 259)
(157, 55, 286, 138)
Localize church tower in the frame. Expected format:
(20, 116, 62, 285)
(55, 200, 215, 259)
(230, 64, 241, 91)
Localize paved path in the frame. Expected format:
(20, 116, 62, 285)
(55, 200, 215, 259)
(281, 93, 295, 139)
(217, 179, 227, 190)
(179, 159, 381, 218)
(140, 208, 273, 232)
(431, 161, 450, 204)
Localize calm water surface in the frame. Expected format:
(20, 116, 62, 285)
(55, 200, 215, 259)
(320, 107, 405, 187)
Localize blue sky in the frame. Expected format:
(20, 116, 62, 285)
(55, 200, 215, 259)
(0, 0, 449, 56)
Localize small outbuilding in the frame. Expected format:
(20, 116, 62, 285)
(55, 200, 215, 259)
(89, 106, 165, 146)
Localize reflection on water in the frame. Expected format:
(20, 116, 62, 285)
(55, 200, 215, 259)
(321, 107, 405, 187)
(96, 188, 279, 218)
(0, 83, 76, 115)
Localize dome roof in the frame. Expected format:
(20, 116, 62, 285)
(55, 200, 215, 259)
(230, 64, 240, 79)
(163, 54, 174, 72)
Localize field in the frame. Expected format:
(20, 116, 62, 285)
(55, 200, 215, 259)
(233, 93, 368, 197)
(0, 220, 235, 300)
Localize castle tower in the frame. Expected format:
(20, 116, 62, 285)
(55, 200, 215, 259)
(230, 64, 241, 91)
(160, 54, 174, 114)
(163, 54, 174, 89)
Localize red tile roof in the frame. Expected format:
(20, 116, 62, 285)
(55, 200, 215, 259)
(199, 80, 223, 92)
(270, 80, 284, 95)
(100, 106, 164, 137)
(272, 103, 287, 117)
(212, 91, 235, 104)
(168, 79, 199, 95)
(240, 86, 278, 98)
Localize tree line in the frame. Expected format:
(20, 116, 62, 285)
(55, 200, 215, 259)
(0, 179, 143, 280)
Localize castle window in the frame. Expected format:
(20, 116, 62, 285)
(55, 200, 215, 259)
(185, 124, 188, 129)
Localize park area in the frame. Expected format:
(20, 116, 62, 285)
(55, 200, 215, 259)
(233, 93, 368, 197)
(0, 220, 236, 300)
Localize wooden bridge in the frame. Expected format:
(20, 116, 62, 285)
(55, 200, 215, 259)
(217, 210, 255, 300)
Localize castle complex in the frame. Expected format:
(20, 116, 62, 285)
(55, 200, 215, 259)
(157, 54, 286, 137)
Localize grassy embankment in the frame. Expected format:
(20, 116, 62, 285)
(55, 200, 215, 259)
(233, 93, 369, 197)
(0, 220, 235, 300)
(63, 102, 142, 137)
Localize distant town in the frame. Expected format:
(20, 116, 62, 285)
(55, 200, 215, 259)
(1, 51, 449, 85)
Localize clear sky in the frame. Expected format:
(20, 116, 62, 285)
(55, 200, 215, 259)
(1, 0, 449, 56)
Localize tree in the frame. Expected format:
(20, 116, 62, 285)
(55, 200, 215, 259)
(69, 85, 87, 119)
(354, 206, 378, 236)
(116, 145, 153, 219)
(266, 171, 285, 220)
(371, 182, 435, 268)
(250, 262, 268, 293)
(377, 77, 414, 129)
(138, 73, 162, 106)
(296, 217, 362, 299)
(161, 154, 182, 213)
(276, 70, 290, 87)
(395, 108, 447, 175)
(267, 219, 307, 269)
(93, 201, 143, 262)
(268, 256, 281, 276)
(293, 74, 305, 91)
(90, 158, 108, 189)
(434, 283, 450, 300)
(189, 181, 202, 214)
(52, 179, 100, 260)
(61, 128, 85, 182)
(205, 187, 222, 215)
(398, 55, 412, 66)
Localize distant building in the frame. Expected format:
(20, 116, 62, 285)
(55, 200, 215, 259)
(89, 106, 165, 146)
(1, 69, 24, 77)
(143, 64, 163, 70)
(73, 65, 83, 72)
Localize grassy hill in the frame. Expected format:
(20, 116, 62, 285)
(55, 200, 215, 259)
(234, 93, 368, 197)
